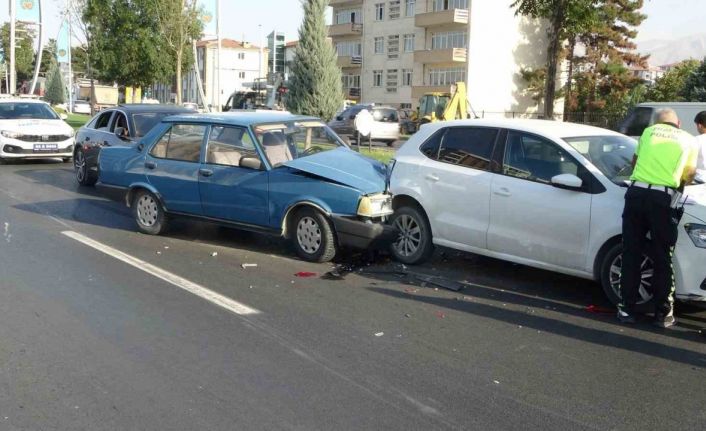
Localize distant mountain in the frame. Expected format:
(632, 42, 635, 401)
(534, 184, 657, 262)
(636, 33, 706, 66)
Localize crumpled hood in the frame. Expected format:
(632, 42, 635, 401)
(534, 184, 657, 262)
(282, 147, 387, 194)
(684, 184, 706, 223)
(0, 119, 73, 135)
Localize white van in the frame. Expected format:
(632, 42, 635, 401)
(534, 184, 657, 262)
(617, 102, 706, 137)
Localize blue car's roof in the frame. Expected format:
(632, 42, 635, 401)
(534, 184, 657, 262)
(117, 104, 194, 114)
(164, 111, 321, 126)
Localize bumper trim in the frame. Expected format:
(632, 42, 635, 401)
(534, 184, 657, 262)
(332, 215, 397, 250)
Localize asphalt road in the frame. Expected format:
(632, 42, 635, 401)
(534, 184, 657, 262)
(0, 160, 705, 431)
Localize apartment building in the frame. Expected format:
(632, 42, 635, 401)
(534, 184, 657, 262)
(328, 0, 557, 115)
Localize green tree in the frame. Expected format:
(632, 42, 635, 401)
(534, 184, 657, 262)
(288, 0, 343, 121)
(644, 60, 699, 102)
(84, 0, 171, 90)
(512, 0, 596, 118)
(0, 22, 36, 82)
(154, 0, 203, 104)
(44, 63, 65, 105)
(40, 39, 56, 77)
(681, 58, 706, 102)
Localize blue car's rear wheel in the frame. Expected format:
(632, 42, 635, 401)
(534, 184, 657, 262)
(291, 207, 336, 263)
(133, 190, 168, 235)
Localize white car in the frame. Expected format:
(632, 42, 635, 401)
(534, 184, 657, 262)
(389, 119, 706, 310)
(72, 100, 92, 115)
(0, 99, 74, 163)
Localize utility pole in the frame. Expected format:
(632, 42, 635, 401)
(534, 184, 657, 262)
(67, 0, 73, 113)
(215, 0, 221, 111)
(10, 0, 16, 94)
(30, 0, 44, 95)
(258, 24, 262, 94)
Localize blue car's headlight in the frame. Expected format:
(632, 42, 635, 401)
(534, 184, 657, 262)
(358, 193, 393, 218)
(685, 224, 706, 248)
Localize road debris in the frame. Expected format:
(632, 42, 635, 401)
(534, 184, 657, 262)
(241, 263, 258, 269)
(493, 380, 500, 385)
(210, 252, 218, 257)
(156, 251, 161, 255)
(435, 311, 446, 319)
(585, 304, 614, 314)
(295, 271, 317, 278)
(404, 313, 411, 318)
(404, 287, 418, 293)
(411, 273, 464, 292)
(164, 246, 169, 249)
(375, 332, 384, 337)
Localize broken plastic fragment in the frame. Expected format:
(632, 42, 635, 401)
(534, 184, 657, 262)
(295, 271, 317, 278)
(374, 332, 384, 337)
(241, 263, 258, 269)
(211, 252, 218, 257)
(585, 304, 614, 314)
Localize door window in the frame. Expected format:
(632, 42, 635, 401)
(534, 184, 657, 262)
(94, 111, 113, 130)
(110, 112, 129, 137)
(206, 126, 261, 168)
(436, 127, 498, 171)
(149, 123, 206, 162)
(503, 131, 580, 184)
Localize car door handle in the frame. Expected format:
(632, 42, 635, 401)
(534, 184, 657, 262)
(494, 187, 511, 197)
(145, 161, 156, 170)
(199, 168, 213, 177)
(425, 173, 440, 182)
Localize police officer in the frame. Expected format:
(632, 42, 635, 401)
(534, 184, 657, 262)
(619, 108, 698, 328)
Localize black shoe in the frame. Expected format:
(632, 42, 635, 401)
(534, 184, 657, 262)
(617, 310, 636, 324)
(653, 314, 676, 329)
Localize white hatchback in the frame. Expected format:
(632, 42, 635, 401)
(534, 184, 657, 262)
(390, 119, 706, 310)
(0, 99, 74, 163)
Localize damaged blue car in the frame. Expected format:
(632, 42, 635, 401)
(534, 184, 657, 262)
(96, 112, 395, 262)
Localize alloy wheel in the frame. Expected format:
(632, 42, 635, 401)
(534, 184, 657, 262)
(393, 214, 422, 257)
(609, 253, 655, 305)
(74, 150, 86, 182)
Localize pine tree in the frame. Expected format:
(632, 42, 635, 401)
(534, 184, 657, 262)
(681, 59, 706, 102)
(44, 64, 66, 105)
(287, 0, 343, 121)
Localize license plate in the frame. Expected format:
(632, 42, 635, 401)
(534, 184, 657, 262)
(33, 143, 58, 153)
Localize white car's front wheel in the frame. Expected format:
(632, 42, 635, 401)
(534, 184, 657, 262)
(390, 205, 434, 265)
(600, 242, 655, 312)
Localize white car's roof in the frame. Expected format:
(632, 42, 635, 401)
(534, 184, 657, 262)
(0, 98, 48, 105)
(420, 118, 625, 139)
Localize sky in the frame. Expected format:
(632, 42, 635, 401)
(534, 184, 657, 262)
(0, 0, 701, 47)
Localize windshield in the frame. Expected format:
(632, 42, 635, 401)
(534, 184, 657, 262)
(252, 120, 346, 167)
(564, 135, 637, 185)
(133, 112, 179, 138)
(0, 102, 60, 120)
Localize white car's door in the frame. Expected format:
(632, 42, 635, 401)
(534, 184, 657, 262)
(419, 126, 500, 249)
(487, 130, 592, 270)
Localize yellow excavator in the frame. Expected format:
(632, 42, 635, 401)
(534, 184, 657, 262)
(411, 82, 469, 131)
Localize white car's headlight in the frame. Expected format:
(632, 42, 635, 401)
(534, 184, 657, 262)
(357, 193, 393, 218)
(1, 130, 20, 139)
(685, 224, 706, 248)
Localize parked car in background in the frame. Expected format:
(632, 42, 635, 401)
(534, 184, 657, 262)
(73, 100, 91, 115)
(0, 98, 74, 163)
(328, 104, 400, 146)
(618, 102, 706, 137)
(96, 112, 395, 262)
(389, 119, 706, 311)
(74, 104, 195, 186)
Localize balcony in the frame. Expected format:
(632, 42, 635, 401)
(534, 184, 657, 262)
(411, 85, 456, 100)
(337, 55, 363, 69)
(414, 48, 467, 64)
(329, 0, 363, 5)
(327, 22, 363, 37)
(415, 8, 469, 28)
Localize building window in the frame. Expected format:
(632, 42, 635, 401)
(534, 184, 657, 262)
(388, 0, 401, 20)
(238, 72, 245, 79)
(374, 37, 384, 54)
(373, 70, 383, 87)
(387, 35, 399, 59)
(402, 69, 413, 86)
(238, 52, 245, 60)
(431, 31, 468, 49)
(335, 8, 362, 24)
(336, 41, 362, 57)
(428, 67, 466, 86)
(375, 3, 384, 20)
(403, 34, 415, 52)
(386, 69, 398, 93)
(341, 74, 361, 89)
(405, 0, 415, 17)
(432, 0, 468, 11)
(400, 103, 412, 109)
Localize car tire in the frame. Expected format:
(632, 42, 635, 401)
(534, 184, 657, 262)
(389, 205, 434, 265)
(132, 189, 168, 235)
(385, 140, 396, 147)
(599, 242, 655, 313)
(290, 207, 336, 263)
(74, 148, 97, 186)
(62, 157, 72, 163)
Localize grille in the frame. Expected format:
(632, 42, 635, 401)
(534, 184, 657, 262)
(15, 134, 73, 143)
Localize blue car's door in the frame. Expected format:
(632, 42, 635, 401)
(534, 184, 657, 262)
(145, 123, 206, 215)
(198, 125, 270, 225)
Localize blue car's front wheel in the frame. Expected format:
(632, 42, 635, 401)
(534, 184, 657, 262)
(291, 207, 336, 263)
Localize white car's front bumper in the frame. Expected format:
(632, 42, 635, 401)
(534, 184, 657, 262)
(674, 213, 706, 302)
(0, 137, 73, 159)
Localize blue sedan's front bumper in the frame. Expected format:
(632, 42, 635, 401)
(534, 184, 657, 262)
(332, 216, 397, 250)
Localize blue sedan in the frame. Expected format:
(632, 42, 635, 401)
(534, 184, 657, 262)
(96, 112, 395, 262)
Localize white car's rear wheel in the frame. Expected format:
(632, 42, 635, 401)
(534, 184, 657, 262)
(390, 205, 433, 265)
(600, 242, 655, 312)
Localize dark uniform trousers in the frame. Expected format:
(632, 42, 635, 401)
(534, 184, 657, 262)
(620, 186, 680, 315)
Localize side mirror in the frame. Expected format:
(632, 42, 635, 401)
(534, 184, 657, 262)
(115, 127, 129, 140)
(551, 173, 583, 191)
(60, 113, 68, 120)
(240, 157, 263, 170)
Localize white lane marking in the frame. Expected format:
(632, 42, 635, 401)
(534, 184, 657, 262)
(61, 231, 261, 316)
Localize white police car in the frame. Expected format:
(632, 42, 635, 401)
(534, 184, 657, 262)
(0, 98, 74, 163)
